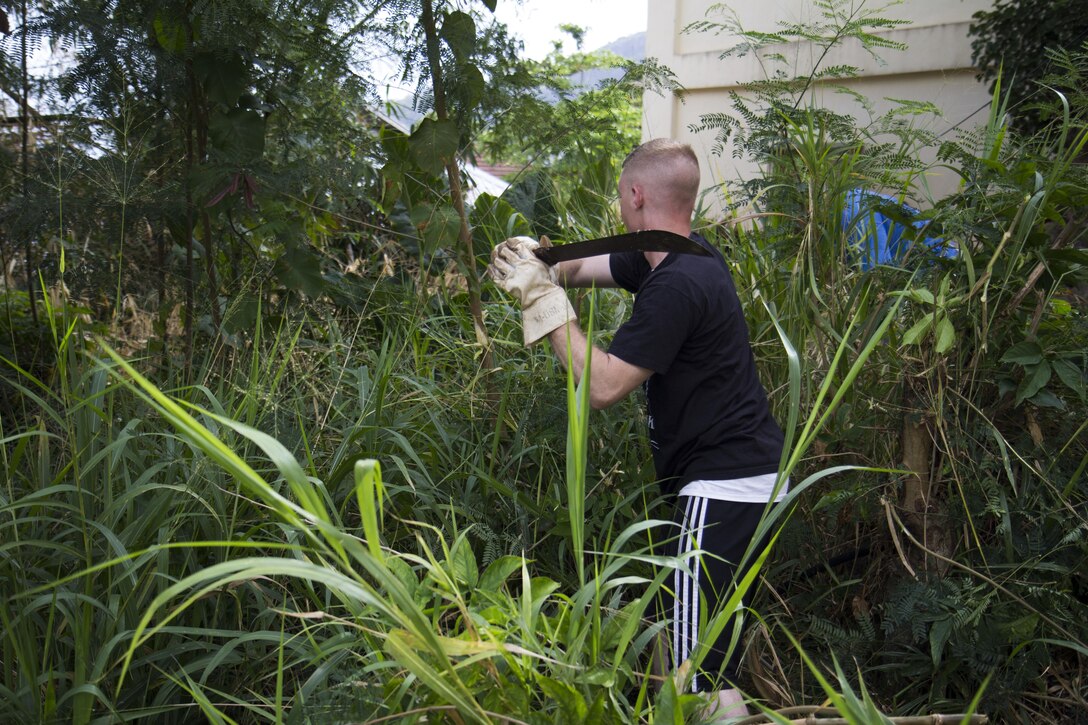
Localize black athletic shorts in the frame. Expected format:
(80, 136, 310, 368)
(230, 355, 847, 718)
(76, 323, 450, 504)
(663, 495, 770, 693)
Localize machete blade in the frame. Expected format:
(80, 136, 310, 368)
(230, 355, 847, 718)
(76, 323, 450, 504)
(532, 229, 711, 266)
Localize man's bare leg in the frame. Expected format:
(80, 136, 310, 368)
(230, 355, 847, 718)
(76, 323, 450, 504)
(706, 687, 748, 721)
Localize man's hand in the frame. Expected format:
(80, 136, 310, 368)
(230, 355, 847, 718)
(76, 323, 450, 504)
(488, 236, 576, 346)
(491, 235, 537, 258)
(489, 236, 558, 282)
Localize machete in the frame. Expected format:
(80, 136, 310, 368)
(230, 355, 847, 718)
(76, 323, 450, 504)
(532, 229, 711, 266)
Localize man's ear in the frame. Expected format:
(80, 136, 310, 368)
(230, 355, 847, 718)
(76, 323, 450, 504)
(631, 183, 645, 210)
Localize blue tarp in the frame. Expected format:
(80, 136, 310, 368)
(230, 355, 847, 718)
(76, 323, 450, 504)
(842, 189, 957, 270)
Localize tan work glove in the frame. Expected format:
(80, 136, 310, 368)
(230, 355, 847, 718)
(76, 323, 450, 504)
(490, 236, 558, 282)
(488, 236, 576, 346)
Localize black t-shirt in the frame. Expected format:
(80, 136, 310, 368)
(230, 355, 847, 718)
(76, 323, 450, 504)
(608, 234, 784, 496)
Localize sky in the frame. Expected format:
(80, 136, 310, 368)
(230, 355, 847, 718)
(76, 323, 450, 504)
(493, 0, 649, 60)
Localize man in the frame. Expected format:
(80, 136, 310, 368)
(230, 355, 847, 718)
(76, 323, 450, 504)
(487, 139, 787, 719)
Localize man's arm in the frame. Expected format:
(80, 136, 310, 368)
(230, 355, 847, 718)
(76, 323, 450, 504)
(547, 320, 651, 410)
(556, 255, 617, 289)
(488, 238, 642, 397)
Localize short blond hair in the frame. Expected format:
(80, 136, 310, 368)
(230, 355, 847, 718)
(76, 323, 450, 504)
(621, 139, 701, 209)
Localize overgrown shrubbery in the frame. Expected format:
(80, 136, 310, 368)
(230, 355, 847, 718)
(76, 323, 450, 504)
(2, 1, 1086, 723)
(686, 4, 1087, 720)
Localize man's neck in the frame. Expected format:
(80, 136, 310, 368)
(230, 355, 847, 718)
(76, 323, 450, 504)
(640, 221, 692, 270)
(641, 219, 691, 238)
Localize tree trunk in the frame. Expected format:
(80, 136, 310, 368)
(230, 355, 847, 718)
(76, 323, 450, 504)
(419, 0, 492, 371)
(21, 0, 36, 325)
(899, 383, 951, 574)
(900, 411, 932, 530)
(183, 9, 197, 370)
(156, 221, 168, 360)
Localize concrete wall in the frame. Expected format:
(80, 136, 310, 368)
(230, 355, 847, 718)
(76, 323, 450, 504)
(642, 0, 996, 207)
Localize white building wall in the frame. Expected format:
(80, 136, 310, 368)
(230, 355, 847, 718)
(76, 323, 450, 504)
(643, 0, 996, 206)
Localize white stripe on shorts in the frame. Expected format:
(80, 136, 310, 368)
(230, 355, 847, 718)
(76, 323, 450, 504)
(674, 494, 709, 692)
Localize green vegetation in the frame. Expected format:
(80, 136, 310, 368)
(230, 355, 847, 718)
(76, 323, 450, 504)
(688, 2, 1088, 720)
(2, 0, 1086, 723)
(969, 0, 1088, 133)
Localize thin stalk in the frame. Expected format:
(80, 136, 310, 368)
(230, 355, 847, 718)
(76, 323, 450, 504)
(116, 180, 125, 318)
(201, 209, 220, 332)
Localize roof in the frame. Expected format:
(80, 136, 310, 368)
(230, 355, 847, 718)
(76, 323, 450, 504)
(367, 102, 509, 205)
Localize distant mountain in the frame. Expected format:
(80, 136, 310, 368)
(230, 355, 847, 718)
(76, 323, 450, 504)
(599, 32, 646, 62)
(567, 32, 646, 92)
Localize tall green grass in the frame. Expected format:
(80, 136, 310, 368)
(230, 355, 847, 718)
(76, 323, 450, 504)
(2, 253, 916, 723)
(0, 268, 662, 722)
